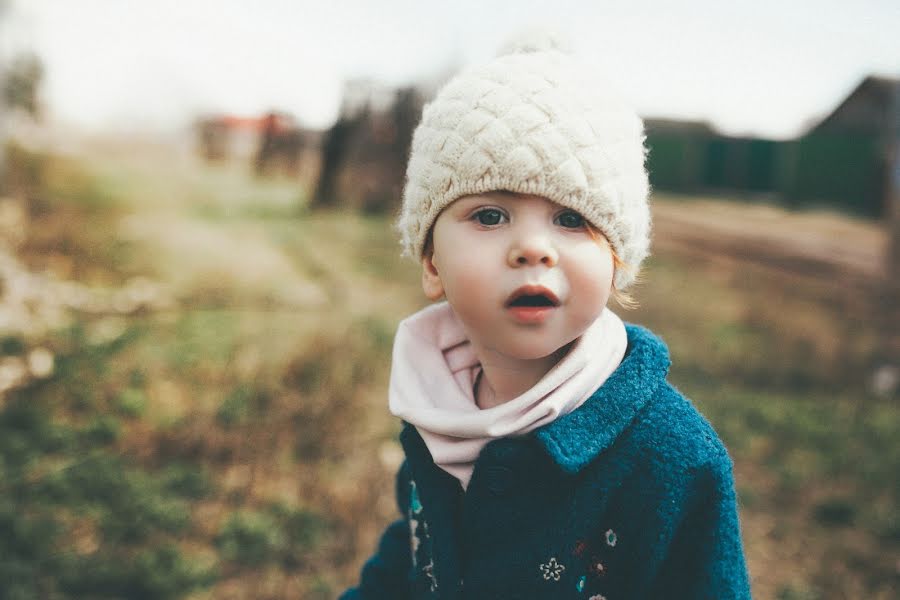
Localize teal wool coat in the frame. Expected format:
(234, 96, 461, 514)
(341, 325, 752, 599)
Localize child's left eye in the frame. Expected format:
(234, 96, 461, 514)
(555, 211, 586, 229)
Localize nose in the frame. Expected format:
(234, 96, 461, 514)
(507, 232, 559, 268)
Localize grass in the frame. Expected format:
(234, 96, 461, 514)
(0, 140, 896, 599)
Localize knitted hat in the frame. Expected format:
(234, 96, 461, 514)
(398, 35, 651, 290)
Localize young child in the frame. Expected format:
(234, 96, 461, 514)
(342, 37, 751, 600)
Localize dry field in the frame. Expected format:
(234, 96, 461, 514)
(1, 138, 896, 599)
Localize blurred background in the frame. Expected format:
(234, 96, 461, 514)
(0, 1, 898, 598)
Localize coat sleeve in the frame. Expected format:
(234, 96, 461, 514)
(339, 462, 412, 600)
(649, 455, 752, 599)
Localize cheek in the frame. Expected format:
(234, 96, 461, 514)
(433, 249, 490, 301)
(568, 250, 615, 314)
(574, 276, 612, 316)
(440, 258, 492, 306)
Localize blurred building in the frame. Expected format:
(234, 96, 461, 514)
(194, 113, 321, 183)
(646, 75, 900, 219)
(304, 74, 898, 220)
(194, 115, 263, 162)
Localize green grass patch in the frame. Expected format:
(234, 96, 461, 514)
(216, 504, 327, 569)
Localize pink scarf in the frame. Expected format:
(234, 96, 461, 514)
(389, 302, 627, 489)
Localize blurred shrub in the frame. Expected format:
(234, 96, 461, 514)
(2, 141, 48, 197)
(0, 318, 213, 599)
(216, 504, 328, 569)
(812, 497, 856, 527)
(3, 142, 117, 214)
(268, 502, 329, 568)
(0, 335, 28, 355)
(285, 317, 392, 461)
(57, 545, 215, 600)
(0, 392, 72, 470)
(116, 386, 147, 418)
(162, 463, 214, 499)
(777, 583, 823, 600)
(216, 384, 253, 427)
(216, 509, 285, 567)
(80, 415, 121, 446)
(2, 52, 43, 118)
(0, 499, 60, 597)
(36, 454, 190, 543)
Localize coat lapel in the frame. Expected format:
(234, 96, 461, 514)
(534, 324, 671, 473)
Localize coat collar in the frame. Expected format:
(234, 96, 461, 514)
(532, 323, 671, 474)
(400, 324, 671, 478)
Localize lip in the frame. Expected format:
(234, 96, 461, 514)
(505, 285, 560, 324)
(507, 305, 556, 324)
(505, 285, 561, 307)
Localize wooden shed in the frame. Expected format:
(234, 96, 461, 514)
(645, 75, 900, 219)
(782, 75, 899, 217)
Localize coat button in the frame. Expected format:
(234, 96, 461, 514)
(484, 465, 514, 494)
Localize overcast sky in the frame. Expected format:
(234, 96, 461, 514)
(2, 0, 899, 139)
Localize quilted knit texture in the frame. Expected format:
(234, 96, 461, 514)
(398, 43, 651, 290)
(342, 325, 752, 599)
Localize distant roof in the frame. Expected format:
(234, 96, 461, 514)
(644, 75, 900, 142)
(644, 117, 717, 135)
(219, 116, 266, 131)
(803, 75, 900, 138)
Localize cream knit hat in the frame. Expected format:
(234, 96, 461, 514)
(398, 35, 651, 290)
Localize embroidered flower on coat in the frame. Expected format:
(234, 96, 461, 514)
(605, 529, 617, 547)
(408, 518, 420, 566)
(589, 595, 607, 600)
(589, 557, 607, 578)
(423, 559, 438, 592)
(539, 557, 566, 581)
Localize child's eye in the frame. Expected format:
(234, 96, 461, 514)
(555, 210, 586, 229)
(472, 208, 507, 226)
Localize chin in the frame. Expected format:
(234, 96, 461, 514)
(500, 338, 573, 361)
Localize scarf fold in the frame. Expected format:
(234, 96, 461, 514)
(389, 302, 627, 489)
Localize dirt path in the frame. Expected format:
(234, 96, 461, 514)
(652, 195, 888, 287)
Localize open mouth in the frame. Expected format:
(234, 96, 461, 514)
(509, 294, 556, 307)
(505, 286, 560, 308)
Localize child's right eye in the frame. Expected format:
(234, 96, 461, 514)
(472, 208, 506, 226)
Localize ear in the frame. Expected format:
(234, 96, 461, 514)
(421, 251, 445, 301)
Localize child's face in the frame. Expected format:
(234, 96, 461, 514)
(422, 192, 614, 361)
